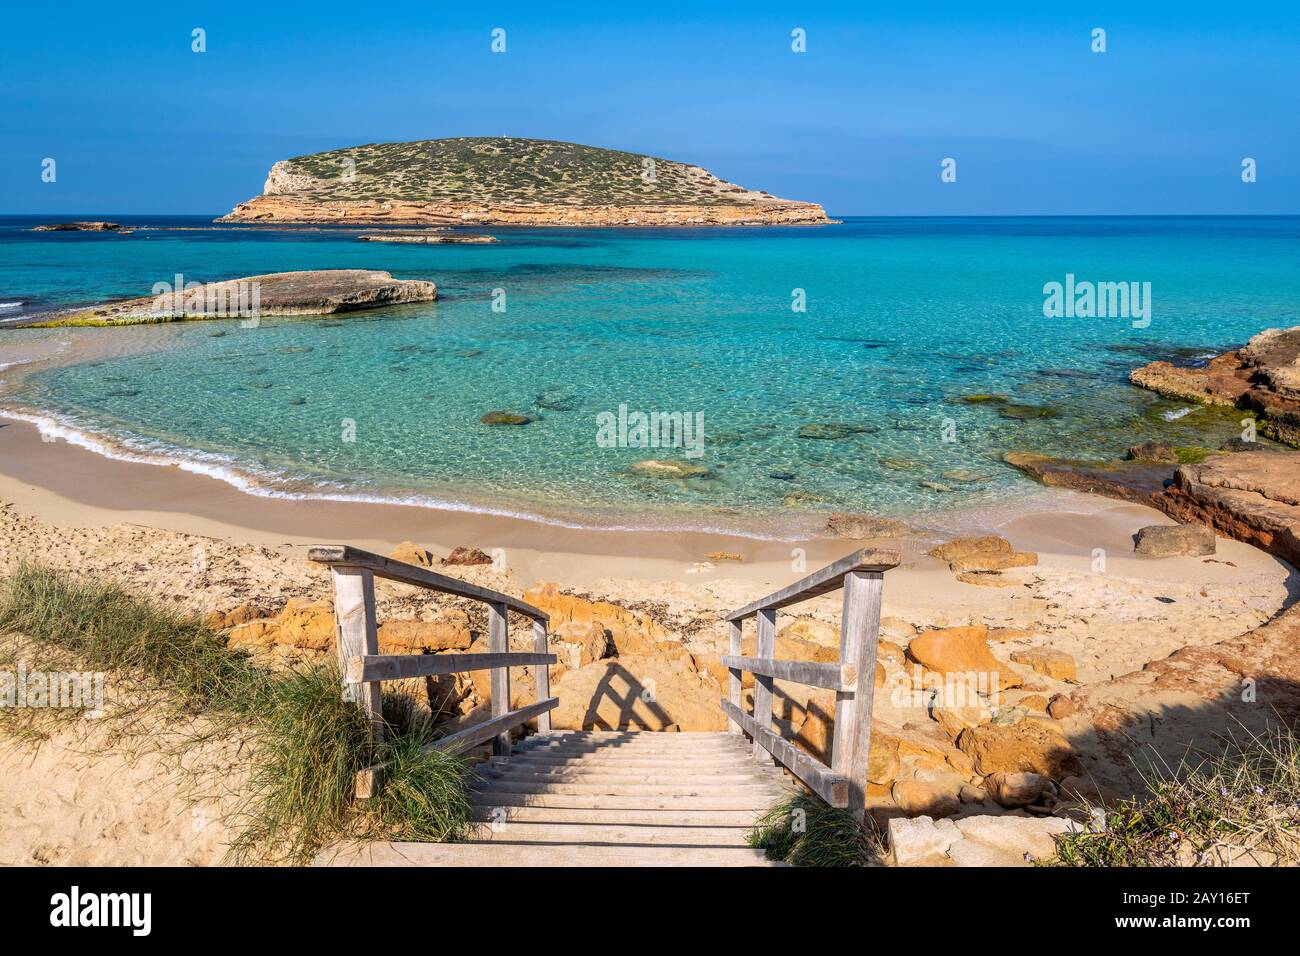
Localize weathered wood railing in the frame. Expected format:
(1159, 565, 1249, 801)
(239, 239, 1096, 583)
(722, 548, 899, 819)
(309, 545, 556, 799)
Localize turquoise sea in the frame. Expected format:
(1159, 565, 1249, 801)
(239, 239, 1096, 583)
(2, 216, 1298, 535)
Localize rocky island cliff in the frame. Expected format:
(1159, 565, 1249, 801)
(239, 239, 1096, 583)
(218, 137, 832, 227)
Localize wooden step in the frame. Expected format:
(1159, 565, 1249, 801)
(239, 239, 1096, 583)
(518, 736, 747, 751)
(478, 768, 782, 786)
(473, 780, 785, 798)
(315, 841, 780, 867)
(519, 732, 743, 744)
(464, 822, 754, 846)
(472, 791, 779, 810)
(520, 734, 742, 745)
(505, 747, 754, 763)
(469, 805, 766, 826)
(485, 755, 765, 772)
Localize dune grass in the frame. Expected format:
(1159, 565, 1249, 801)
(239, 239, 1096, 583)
(1049, 723, 1300, 866)
(748, 793, 886, 866)
(0, 559, 264, 713)
(0, 561, 473, 865)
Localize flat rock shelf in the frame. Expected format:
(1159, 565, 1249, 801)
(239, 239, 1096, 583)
(17, 269, 437, 327)
(314, 731, 793, 866)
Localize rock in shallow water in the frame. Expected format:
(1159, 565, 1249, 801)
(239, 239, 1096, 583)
(25, 269, 438, 326)
(628, 459, 713, 479)
(480, 411, 534, 425)
(796, 422, 876, 439)
(824, 512, 910, 538)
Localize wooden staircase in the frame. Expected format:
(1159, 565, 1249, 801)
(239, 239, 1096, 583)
(317, 731, 792, 866)
(308, 545, 898, 867)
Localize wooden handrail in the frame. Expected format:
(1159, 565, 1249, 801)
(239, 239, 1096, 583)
(725, 548, 899, 621)
(720, 655, 856, 692)
(310, 543, 555, 799)
(309, 545, 549, 623)
(347, 651, 555, 683)
(722, 550, 895, 819)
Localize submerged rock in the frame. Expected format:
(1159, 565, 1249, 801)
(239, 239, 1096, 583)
(796, 422, 876, 440)
(628, 459, 712, 479)
(480, 410, 534, 425)
(998, 403, 1058, 421)
(533, 390, 580, 411)
(1127, 440, 1180, 463)
(1003, 451, 1172, 506)
(824, 512, 910, 538)
(941, 469, 993, 483)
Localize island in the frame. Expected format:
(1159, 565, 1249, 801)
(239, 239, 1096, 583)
(217, 137, 833, 227)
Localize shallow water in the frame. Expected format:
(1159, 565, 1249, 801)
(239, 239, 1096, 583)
(2, 215, 1297, 534)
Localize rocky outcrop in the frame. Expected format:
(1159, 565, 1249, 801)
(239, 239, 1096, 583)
(1133, 523, 1216, 557)
(888, 814, 1078, 866)
(224, 195, 832, 227)
(27, 270, 437, 327)
(1155, 452, 1300, 567)
(358, 232, 497, 244)
(907, 625, 1022, 692)
(521, 584, 670, 657)
(32, 221, 128, 232)
(1003, 451, 1171, 506)
(824, 512, 910, 539)
(549, 655, 726, 732)
(930, 535, 1038, 587)
(219, 137, 832, 227)
(956, 719, 1081, 778)
(1130, 326, 1300, 447)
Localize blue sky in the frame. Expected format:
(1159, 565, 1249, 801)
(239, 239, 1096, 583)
(1, 1, 1296, 215)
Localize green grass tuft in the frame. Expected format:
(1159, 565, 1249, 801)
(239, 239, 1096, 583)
(1050, 723, 1300, 866)
(364, 713, 474, 844)
(0, 562, 474, 865)
(748, 793, 886, 866)
(0, 559, 264, 713)
(225, 664, 372, 864)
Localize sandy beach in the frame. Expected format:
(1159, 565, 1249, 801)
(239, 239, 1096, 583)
(2, 403, 1296, 865)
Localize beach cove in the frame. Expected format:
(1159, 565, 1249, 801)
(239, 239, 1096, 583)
(4, 215, 1299, 535)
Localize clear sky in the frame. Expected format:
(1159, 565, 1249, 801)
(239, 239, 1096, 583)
(1, 1, 1296, 215)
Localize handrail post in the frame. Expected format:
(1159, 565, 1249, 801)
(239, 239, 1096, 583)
(331, 565, 384, 743)
(489, 601, 512, 756)
(752, 608, 776, 765)
(726, 620, 742, 735)
(831, 570, 884, 820)
(533, 618, 552, 733)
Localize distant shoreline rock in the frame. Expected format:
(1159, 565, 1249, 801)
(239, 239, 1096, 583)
(14, 269, 436, 328)
(32, 221, 131, 233)
(358, 232, 497, 244)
